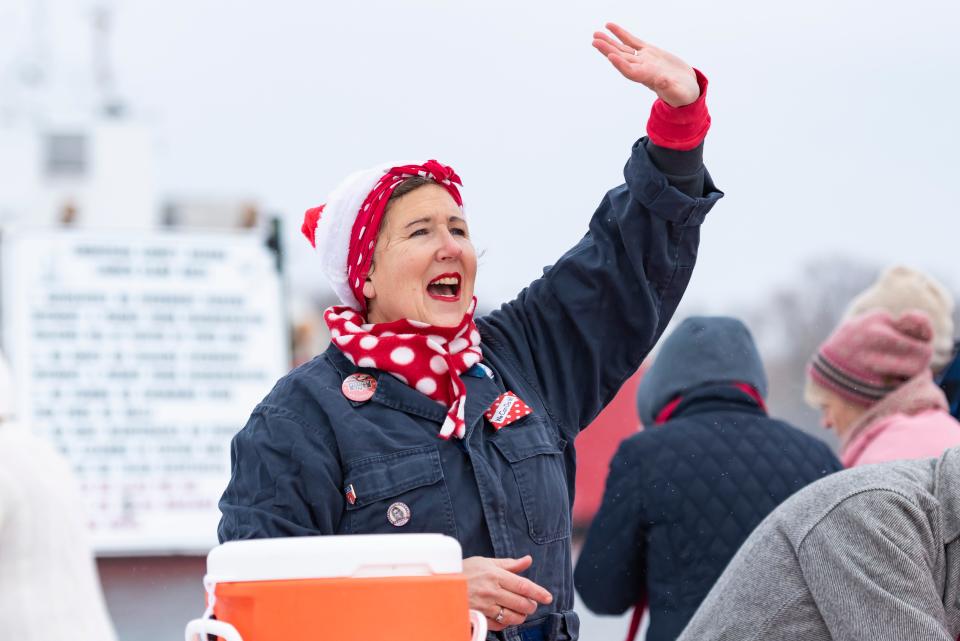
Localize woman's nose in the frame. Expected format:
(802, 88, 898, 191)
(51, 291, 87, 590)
(436, 230, 462, 260)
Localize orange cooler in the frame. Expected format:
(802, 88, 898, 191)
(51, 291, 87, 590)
(184, 533, 485, 641)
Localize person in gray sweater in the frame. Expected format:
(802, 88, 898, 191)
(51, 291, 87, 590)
(677, 446, 960, 641)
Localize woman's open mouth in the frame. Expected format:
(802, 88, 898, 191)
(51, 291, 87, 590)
(426, 273, 462, 302)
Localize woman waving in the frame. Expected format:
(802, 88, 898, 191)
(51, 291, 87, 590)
(219, 23, 722, 641)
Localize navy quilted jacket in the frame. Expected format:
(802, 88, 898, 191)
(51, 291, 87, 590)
(574, 386, 841, 641)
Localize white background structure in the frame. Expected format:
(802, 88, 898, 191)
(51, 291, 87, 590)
(2, 0, 956, 312)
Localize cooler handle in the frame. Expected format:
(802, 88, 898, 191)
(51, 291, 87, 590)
(184, 618, 244, 641)
(469, 609, 487, 641)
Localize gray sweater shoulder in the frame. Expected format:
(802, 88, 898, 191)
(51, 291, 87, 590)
(768, 457, 938, 549)
(677, 457, 943, 641)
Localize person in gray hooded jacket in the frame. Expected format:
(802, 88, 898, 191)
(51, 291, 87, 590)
(574, 316, 840, 641)
(677, 446, 960, 641)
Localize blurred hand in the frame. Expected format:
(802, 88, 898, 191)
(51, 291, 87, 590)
(593, 23, 700, 107)
(462, 555, 553, 631)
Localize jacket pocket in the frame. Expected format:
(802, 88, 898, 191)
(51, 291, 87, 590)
(342, 445, 457, 537)
(492, 417, 571, 544)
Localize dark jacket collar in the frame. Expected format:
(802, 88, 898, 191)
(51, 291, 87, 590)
(664, 384, 767, 422)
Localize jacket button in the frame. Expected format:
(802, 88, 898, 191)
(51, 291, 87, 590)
(387, 502, 411, 527)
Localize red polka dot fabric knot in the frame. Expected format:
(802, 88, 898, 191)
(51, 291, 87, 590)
(325, 298, 483, 439)
(390, 160, 462, 194)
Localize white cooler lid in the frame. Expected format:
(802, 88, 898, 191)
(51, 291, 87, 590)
(206, 534, 463, 583)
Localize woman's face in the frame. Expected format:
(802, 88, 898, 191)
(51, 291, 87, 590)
(362, 184, 477, 327)
(818, 390, 867, 436)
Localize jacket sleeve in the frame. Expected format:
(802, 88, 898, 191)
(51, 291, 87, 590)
(574, 439, 648, 614)
(479, 139, 722, 438)
(217, 403, 344, 541)
(798, 490, 952, 640)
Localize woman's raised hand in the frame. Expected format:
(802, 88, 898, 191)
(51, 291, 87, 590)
(593, 23, 700, 108)
(462, 555, 553, 631)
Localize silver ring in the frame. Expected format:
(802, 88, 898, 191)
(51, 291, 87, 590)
(495, 607, 505, 624)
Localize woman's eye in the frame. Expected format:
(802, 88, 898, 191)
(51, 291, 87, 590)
(409, 228, 428, 238)
(451, 228, 467, 237)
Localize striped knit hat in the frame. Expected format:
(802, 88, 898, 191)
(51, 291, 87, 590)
(806, 310, 935, 407)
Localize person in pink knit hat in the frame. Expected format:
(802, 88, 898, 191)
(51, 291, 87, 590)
(806, 310, 960, 467)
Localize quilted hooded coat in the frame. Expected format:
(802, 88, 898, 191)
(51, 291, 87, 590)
(574, 317, 842, 641)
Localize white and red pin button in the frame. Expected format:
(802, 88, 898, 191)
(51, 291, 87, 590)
(342, 373, 377, 402)
(387, 502, 411, 527)
(484, 391, 532, 430)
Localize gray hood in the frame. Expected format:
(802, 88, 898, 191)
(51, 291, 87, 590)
(636, 316, 768, 426)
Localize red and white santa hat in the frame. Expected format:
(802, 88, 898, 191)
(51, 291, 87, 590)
(301, 160, 464, 313)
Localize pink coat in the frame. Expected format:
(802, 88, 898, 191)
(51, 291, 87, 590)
(842, 409, 960, 467)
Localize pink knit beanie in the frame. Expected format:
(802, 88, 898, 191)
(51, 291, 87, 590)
(807, 310, 935, 407)
(842, 265, 955, 372)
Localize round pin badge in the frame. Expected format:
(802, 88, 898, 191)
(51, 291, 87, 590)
(387, 501, 411, 527)
(342, 373, 377, 402)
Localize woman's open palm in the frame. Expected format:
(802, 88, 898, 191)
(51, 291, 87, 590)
(593, 23, 700, 108)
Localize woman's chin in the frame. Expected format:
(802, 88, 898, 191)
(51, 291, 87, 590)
(431, 314, 464, 328)
(424, 305, 468, 328)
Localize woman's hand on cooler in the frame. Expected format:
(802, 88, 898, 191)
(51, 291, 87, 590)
(462, 555, 553, 631)
(593, 23, 700, 108)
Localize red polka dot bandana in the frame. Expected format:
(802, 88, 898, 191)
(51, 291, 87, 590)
(303, 160, 463, 314)
(325, 298, 482, 439)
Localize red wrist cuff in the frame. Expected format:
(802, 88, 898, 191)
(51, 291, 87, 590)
(646, 68, 711, 151)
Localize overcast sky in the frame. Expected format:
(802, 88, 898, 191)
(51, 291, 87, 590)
(3, 0, 958, 315)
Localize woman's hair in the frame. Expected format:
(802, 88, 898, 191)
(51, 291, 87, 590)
(388, 175, 434, 203)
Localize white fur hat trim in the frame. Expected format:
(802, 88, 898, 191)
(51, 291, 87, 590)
(311, 163, 393, 308)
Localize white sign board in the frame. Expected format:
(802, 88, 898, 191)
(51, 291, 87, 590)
(2, 228, 288, 553)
